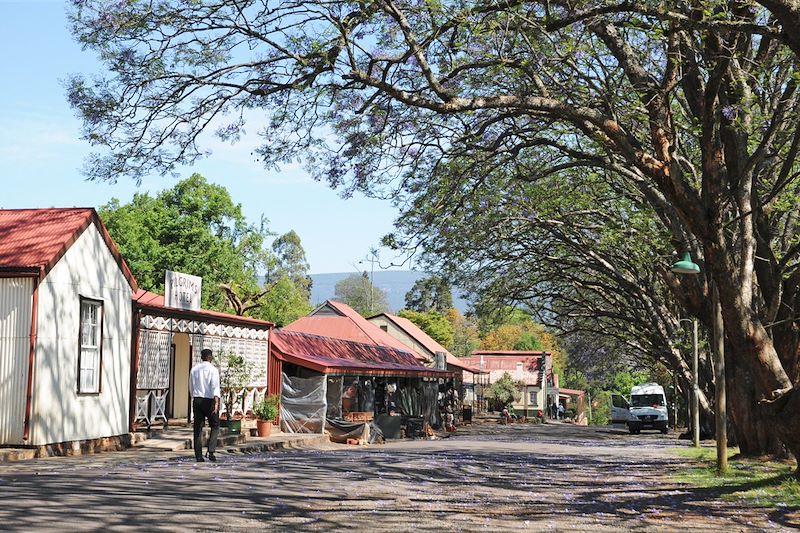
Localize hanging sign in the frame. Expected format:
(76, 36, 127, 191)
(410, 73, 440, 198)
(164, 270, 202, 311)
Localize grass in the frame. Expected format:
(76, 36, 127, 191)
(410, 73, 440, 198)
(671, 446, 800, 510)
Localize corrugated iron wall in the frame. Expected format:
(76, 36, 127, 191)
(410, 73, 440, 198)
(0, 278, 33, 445)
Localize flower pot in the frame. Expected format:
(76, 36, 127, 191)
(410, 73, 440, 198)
(226, 419, 242, 435)
(256, 419, 272, 438)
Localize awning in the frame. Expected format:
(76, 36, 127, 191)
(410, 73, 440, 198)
(272, 330, 453, 378)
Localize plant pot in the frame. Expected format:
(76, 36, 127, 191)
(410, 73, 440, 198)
(227, 419, 242, 435)
(256, 419, 272, 438)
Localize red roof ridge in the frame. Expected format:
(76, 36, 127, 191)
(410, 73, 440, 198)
(0, 208, 137, 291)
(275, 329, 416, 357)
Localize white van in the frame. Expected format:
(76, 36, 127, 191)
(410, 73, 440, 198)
(611, 383, 669, 434)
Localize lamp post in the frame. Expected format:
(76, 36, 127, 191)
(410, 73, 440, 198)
(677, 317, 700, 448)
(670, 252, 727, 474)
(671, 253, 701, 449)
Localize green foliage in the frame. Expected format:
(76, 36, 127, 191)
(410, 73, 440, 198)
(99, 173, 270, 312)
(446, 308, 480, 357)
(608, 370, 654, 397)
(484, 372, 521, 406)
(591, 390, 611, 426)
(254, 274, 312, 326)
(404, 276, 453, 313)
(220, 352, 258, 418)
(671, 448, 800, 510)
(253, 394, 280, 421)
(270, 230, 312, 300)
(398, 309, 454, 348)
(514, 332, 544, 351)
(334, 272, 389, 316)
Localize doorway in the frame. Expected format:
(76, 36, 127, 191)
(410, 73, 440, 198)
(169, 332, 191, 420)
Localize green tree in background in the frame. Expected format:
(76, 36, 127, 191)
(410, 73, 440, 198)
(398, 309, 454, 349)
(271, 230, 312, 300)
(446, 309, 480, 358)
(404, 276, 453, 313)
(253, 274, 312, 327)
(484, 372, 521, 409)
(100, 173, 270, 312)
(334, 272, 389, 316)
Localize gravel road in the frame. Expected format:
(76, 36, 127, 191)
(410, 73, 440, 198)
(0, 422, 796, 532)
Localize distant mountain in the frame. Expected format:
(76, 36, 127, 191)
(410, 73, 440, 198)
(309, 271, 471, 314)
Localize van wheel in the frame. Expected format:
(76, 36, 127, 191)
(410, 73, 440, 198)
(628, 426, 638, 434)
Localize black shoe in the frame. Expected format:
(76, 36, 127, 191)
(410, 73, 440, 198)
(207, 454, 217, 462)
(195, 456, 205, 462)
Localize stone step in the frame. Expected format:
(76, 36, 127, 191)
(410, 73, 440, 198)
(0, 448, 38, 462)
(134, 428, 247, 452)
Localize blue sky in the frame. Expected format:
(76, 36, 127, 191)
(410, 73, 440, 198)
(0, 0, 403, 275)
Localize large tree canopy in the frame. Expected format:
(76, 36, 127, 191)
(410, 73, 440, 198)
(70, 0, 800, 471)
(100, 173, 271, 311)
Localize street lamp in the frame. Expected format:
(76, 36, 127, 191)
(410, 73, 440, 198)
(676, 317, 700, 448)
(670, 252, 727, 474)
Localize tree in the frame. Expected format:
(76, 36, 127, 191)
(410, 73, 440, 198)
(404, 276, 453, 313)
(69, 0, 800, 473)
(99, 173, 271, 312)
(446, 309, 480, 358)
(252, 274, 312, 327)
(271, 230, 312, 300)
(398, 309, 454, 349)
(484, 372, 522, 409)
(334, 273, 389, 316)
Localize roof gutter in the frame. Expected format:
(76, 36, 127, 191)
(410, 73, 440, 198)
(23, 273, 40, 442)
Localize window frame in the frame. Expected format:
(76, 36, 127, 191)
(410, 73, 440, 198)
(77, 296, 104, 394)
(529, 390, 538, 407)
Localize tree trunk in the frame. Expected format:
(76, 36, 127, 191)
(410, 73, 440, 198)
(727, 350, 785, 455)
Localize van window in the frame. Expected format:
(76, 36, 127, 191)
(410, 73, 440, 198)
(631, 394, 664, 407)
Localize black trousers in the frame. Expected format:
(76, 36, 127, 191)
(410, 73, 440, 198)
(192, 397, 220, 458)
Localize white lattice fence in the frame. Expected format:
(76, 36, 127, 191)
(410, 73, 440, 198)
(137, 330, 171, 389)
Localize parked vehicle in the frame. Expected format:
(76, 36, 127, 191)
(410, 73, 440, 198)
(611, 383, 669, 434)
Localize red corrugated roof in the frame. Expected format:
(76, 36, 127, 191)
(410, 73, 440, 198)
(133, 289, 273, 329)
(460, 352, 551, 386)
(372, 313, 482, 373)
(284, 300, 412, 353)
(0, 208, 137, 289)
(271, 330, 449, 377)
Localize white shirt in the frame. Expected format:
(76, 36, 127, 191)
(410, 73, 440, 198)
(190, 360, 221, 399)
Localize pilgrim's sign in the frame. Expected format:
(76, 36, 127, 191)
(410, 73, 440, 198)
(164, 270, 202, 311)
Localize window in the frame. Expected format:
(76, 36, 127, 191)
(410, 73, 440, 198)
(78, 298, 103, 393)
(529, 390, 538, 407)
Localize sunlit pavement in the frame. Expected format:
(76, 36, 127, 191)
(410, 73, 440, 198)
(0, 422, 796, 532)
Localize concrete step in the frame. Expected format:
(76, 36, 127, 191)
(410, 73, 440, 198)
(134, 428, 247, 452)
(0, 448, 37, 462)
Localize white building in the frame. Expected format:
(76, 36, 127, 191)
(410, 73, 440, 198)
(0, 209, 136, 449)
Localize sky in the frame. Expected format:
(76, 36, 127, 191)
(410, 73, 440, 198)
(0, 0, 404, 275)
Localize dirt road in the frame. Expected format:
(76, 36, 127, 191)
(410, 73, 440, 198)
(0, 422, 796, 532)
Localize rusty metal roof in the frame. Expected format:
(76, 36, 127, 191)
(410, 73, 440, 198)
(0, 208, 137, 289)
(460, 352, 552, 386)
(284, 300, 413, 353)
(133, 289, 273, 329)
(271, 330, 450, 377)
(370, 313, 482, 373)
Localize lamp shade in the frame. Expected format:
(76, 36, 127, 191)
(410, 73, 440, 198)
(670, 252, 701, 275)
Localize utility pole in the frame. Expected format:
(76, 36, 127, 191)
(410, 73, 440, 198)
(359, 249, 378, 315)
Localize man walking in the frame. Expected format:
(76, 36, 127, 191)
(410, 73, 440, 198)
(190, 348, 221, 462)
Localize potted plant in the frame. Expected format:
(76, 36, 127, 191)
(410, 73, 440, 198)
(220, 352, 256, 435)
(253, 394, 280, 437)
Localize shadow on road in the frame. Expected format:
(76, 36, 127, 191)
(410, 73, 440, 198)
(0, 423, 795, 532)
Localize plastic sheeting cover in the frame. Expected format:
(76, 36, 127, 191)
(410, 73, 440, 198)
(281, 373, 327, 434)
(326, 418, 384, 444)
